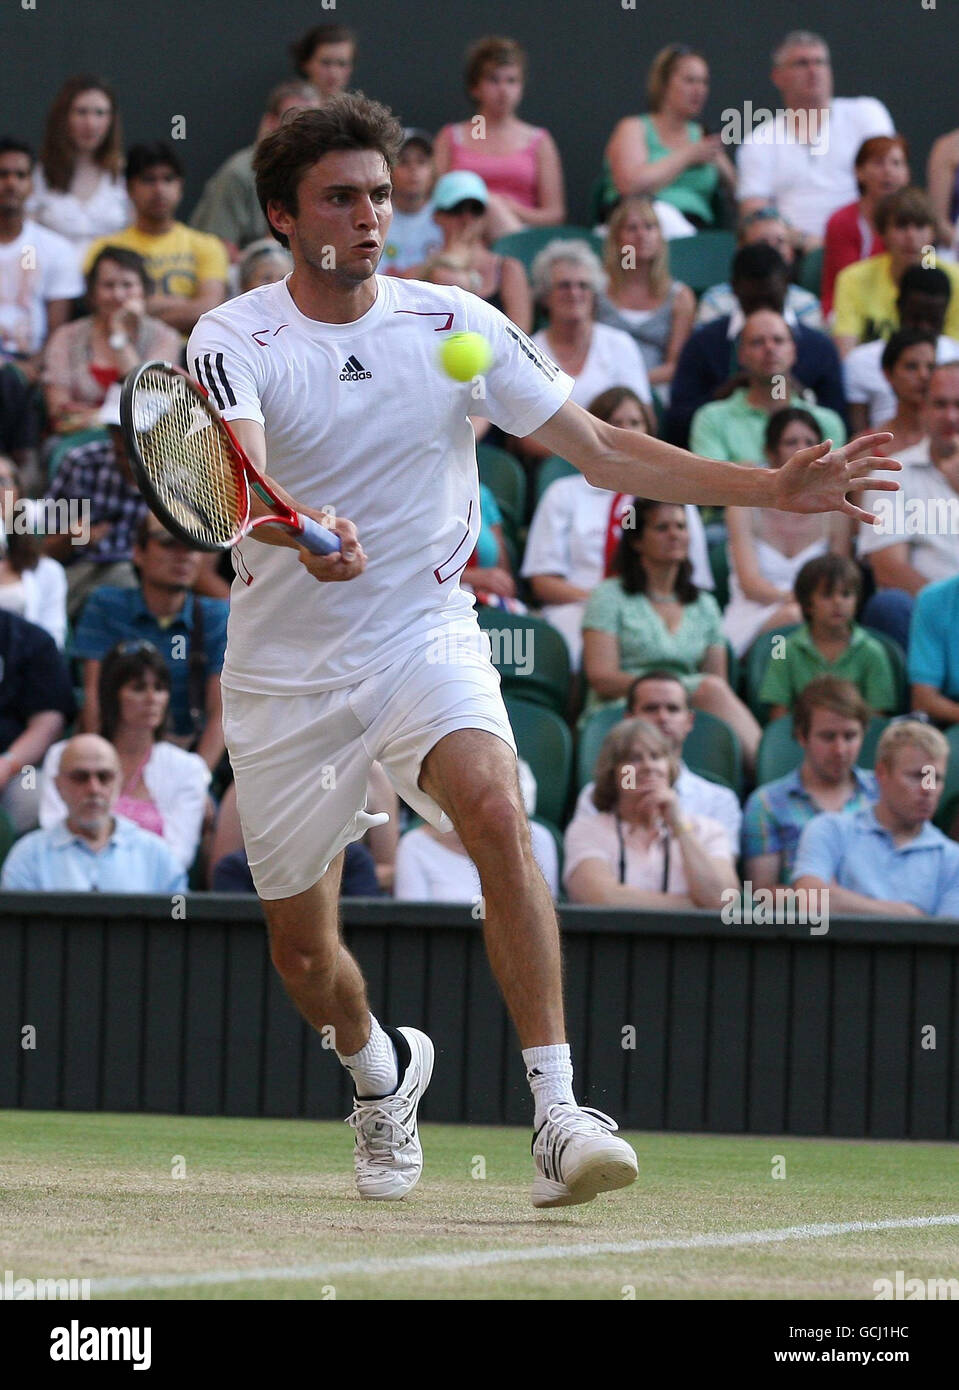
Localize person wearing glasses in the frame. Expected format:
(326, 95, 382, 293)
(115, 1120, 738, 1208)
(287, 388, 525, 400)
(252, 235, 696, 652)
(74, 512, 229, 771)
(38, 642, 211, 873)
(1, 732, 185, 892)
(736, 32, 894, 252)
(563, 717, 738, 909)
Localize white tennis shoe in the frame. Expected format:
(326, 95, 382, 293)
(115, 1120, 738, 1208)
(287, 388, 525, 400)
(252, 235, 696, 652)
(531, 1103, 638, 1208)
(347, 1026, 434, 1201)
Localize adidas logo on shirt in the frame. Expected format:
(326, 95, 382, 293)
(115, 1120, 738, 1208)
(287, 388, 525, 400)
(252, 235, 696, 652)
(339, 355, 372, 381)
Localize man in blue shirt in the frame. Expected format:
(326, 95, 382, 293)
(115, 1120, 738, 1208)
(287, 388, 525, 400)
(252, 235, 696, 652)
(74, 514, 228, 771)
(909, 572, 959, 726)
(743, 677, 877, 887)
(2, 734, 185, 892)
(793, 720, 959, 917)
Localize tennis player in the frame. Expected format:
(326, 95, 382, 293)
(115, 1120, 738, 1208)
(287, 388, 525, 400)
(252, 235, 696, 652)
(187, 95, 898, 1208)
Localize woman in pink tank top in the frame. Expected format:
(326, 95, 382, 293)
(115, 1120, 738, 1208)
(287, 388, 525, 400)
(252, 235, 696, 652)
(433, 35, 566, 240)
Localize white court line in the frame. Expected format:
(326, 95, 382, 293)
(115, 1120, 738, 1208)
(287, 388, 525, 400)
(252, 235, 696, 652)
(91, 1213, 959, 1294)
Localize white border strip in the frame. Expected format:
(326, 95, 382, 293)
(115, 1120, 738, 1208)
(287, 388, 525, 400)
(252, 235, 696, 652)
(91, 1213, 959, 1294)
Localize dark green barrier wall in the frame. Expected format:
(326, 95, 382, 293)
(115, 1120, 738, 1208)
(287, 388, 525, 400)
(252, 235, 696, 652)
(0, 1, 948, 224)
(2, 894, 957, 1138)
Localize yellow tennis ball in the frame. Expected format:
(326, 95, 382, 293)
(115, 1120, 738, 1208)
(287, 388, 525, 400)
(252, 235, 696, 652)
(438, 331, 493, 382)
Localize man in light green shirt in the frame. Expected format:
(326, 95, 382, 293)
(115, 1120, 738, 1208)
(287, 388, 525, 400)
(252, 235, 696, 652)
(190, 79, 320, 252)
(690, 309, 846, 463)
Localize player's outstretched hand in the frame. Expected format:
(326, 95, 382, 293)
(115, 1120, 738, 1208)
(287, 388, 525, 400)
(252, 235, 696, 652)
(771, 433, 901, 524)
(297, 510, 367, 583)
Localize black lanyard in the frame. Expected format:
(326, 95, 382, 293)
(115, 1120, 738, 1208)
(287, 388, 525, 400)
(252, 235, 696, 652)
(616, 815, 670, 892)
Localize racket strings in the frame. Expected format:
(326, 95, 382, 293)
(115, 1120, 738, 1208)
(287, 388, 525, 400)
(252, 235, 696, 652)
(132, 369, 245, 546)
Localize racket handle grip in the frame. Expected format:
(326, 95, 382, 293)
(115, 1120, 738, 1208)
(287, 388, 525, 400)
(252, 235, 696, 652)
(294, 514, 342, 555)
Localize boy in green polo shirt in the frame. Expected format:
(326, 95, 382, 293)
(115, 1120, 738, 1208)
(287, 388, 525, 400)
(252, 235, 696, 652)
(760, 554, 898, 719)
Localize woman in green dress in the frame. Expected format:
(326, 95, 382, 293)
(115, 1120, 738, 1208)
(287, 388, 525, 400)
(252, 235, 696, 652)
(582, 497, 761, 771)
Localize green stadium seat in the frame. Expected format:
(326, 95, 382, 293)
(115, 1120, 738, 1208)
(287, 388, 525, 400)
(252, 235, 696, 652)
(491, 226, 604, 274)
(576, 701, 626, 789)
(534, 454, 578, 506)
(683, 708, 743, 795)
(476, 442, 525, 543)
(862, 627, 909, 714)
(756, 713, 890, 786)
(0, 806, 17, 870)
(933, 724, 959, 833)
(796, 245, 824, 297)
(667, 230, 737, 297)
(743, 623, 802, 720)
(504, 697, 573, 828)
(46, 427, 109, 483)
(476, 607, 571, 716)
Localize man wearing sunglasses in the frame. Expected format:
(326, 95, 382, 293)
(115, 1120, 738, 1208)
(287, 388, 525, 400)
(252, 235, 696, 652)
(1, 733, 185, 892)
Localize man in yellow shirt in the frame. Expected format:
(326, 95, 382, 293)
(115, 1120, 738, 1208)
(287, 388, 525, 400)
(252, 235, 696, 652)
(85, 143, 228, 335)
(832, 187, 959, 355)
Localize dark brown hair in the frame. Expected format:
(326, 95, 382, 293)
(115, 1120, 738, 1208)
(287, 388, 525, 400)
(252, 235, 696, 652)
(39, 75, 123, 191)
(86, 246, 152, 301)
(874, 186, 936, 237)
(792, 675, 869, 740)
(612, 498, 698, 603)
(98, 642, 172, 744)
(793, 553, 862, 621)
(254, 94, 404, 248)
(465, 36, 527, 95)
(289, 24, 357, 76)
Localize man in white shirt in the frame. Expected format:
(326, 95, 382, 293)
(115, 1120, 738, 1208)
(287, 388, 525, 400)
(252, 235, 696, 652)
(186, 94, 898, 1212)
(572, 673, 742, 854)
(736, 31, 894, 249)
(860, 362, 959, 647)
(0, 139, 83, 376)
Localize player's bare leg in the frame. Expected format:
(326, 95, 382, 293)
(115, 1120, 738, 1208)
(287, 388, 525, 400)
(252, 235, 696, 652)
(420, 728, 564, 1047)
(419, 727, 637, 1207)
(262, 853, 433, 1200)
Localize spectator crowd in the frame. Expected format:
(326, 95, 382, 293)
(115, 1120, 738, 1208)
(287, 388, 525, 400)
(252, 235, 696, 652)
(2, 25, 959, 920)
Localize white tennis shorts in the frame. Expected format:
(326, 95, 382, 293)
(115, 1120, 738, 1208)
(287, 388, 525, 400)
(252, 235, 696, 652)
(221, 637, 516, 900)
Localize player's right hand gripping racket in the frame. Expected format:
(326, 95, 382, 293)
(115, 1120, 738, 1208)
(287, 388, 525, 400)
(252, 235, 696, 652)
(120, 361, 341, 556)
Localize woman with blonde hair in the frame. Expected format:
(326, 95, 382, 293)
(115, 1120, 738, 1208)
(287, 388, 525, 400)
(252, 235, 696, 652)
(29, 75, 131, 260)
(597, 195, 695, 393)
(599, 44, 736, 227)
(563, 716, 739, 908)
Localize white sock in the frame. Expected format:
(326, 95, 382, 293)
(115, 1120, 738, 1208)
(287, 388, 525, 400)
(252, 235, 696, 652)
(523, 1044, 576, 1129)
(337, 1014, 398, 1097)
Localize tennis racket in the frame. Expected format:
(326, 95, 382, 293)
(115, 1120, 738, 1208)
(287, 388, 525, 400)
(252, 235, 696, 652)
(119, 360, 341, 556)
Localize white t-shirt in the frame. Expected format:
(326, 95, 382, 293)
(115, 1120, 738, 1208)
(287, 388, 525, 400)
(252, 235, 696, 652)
(27, 167, 132, 263)
(394, 821, 559, 902)
(187, 275, 573, 694)
(532, 321, 652, 408)
(736, 97, 894, 238)
(843, 335, 959, 425)
(522, 473, 713, 592)
(858, 439, 959, 582)
(0, 219, 84, 356)
(379, 204, 443, 275)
